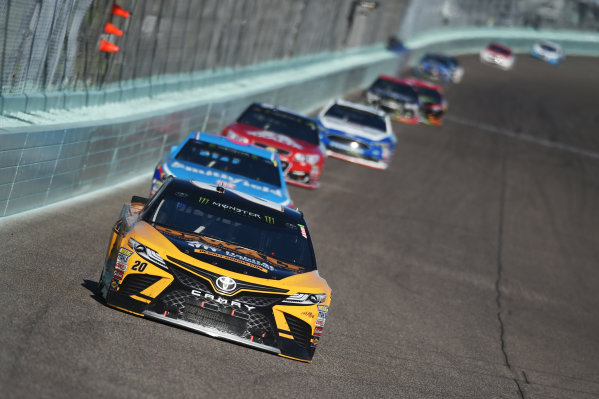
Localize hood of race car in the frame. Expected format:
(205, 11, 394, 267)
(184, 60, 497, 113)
(153, 224, 307, 280)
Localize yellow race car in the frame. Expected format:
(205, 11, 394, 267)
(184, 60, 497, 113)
(98, 177, 331, 362)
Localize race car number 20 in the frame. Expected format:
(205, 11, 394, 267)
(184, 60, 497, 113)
(132, 260, 147, 272)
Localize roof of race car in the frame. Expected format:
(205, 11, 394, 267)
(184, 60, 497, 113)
(379, 75, 415, 87)
(332, 98, 387, 118)
(536, 40, 562, 51)
(402, 77, 442, 92)
(422, 53, 458, 63)
(187, 132, 276, 162)
(487, 42, 513, 54)
(248, 102, 313, 122)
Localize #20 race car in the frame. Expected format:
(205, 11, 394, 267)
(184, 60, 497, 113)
(151, 132, 293, 208)
(402, 78, 447, 126)
(222, 103, 326, 189)
(415, 53, 464, 83)
(98, 177, 331, 362)
(365, 75, 420, 124)
(318, 99, 396, 170)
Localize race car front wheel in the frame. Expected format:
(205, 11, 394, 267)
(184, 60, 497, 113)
(97, 269, 107, 301)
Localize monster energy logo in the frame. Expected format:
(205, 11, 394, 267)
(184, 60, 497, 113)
(264, 216, 275, 224)
(198, 197, 210, 205)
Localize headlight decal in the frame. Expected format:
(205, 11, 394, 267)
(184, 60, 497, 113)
(128, 237, 167, 269)
(282, 293, 326, 305)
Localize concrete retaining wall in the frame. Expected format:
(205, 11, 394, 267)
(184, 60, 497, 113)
(0, 46, 400, 217)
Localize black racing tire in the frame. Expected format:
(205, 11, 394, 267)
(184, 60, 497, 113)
(97, 268, 107, 301)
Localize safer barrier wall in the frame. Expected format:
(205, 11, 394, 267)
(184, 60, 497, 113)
(0, 46, 400, 217)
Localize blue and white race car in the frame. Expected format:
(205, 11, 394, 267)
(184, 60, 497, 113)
(317, 99, 396, 170)
(150, 132, 293, 207)
(531, 40, 564, 65)
(415, 53, 464, 83)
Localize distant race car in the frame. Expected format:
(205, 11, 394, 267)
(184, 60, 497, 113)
(480, 42, 515, 70)
(98, 177, 332, 362)
(151, 132, 292, 207)
(318, 99, 396, 170)
(415, 53, 464, 83)
(365, 75, 420, 124)
(531, 40, 564, 65)
(403, 78, 447, 126)
(221, 103, 325, 189)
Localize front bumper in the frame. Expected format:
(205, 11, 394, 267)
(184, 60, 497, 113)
(103, 257, 322, 362)
(326, 149, 389, 170)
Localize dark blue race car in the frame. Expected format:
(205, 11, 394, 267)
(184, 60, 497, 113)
(415, 54, 464, 83)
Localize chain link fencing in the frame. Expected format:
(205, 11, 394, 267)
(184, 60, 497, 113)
(1, 0, 408, 102)
(399, 0, 599, 41)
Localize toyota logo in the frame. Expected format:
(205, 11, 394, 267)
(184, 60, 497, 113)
(215, 276, 237, 293)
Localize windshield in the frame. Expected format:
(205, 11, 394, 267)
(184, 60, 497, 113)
(540, 44, 556, 52)
(489, 44, 511, 56)
(324, 104, 387, 132)
(176, 140, 281, 187)
(370, 78, 419, 103)
(414, 86, 442, 104)
(144, 187, 314, 269)
(237, 105, 320, 145)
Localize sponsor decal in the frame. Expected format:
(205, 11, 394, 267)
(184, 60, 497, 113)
(155, 226, 305, 273)
(170, 161, 282, 196)
(318, 311, 327, 319)
(317, 304, 329, 312)
(187, 240, 274, 273)
(265, 216, 275, 224)
(118, 247, 133, 263)
(315, 318, 326, 327)
(111, 280, 119, 289)
(301, 311, 315, 318)
(313, 326, 324, 337)
(113, 269, 124, 279)
(298, 224, 307, 238)
(115, 261, 128, 272)
(216, 180, 236, 189)
(312, 336, 320, 347)
(191, 289, 256, 311)
(247, 130, 304, 150)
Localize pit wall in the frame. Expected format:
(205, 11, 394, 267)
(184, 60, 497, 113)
(0, 46, 400, 217)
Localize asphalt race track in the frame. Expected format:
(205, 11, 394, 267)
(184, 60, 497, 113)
(2, 55, 599, 398)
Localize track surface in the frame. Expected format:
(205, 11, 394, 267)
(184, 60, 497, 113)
(2, 55, 599, 398)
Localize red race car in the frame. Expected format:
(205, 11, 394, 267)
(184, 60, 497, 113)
(221, 103, 325, 189)
(403, 78, 447, 126)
